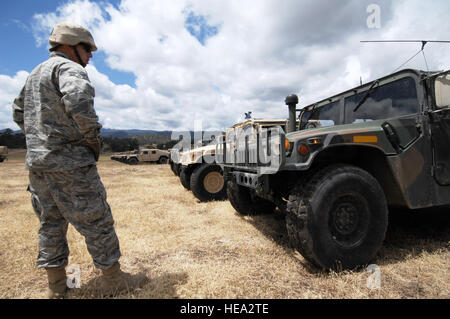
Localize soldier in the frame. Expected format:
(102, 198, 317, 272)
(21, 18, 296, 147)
(12, 22, 148, 298)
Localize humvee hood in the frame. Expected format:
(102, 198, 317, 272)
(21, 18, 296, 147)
(286, 120, 385, 141)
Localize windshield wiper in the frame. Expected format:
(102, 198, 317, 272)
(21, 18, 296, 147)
(353, 80, 380, 113)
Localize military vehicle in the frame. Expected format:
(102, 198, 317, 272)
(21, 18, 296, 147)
(110, 150, 137, 163)
(177, 141, 226, 202)
(174, 120, 292, 202)
(0, 146, 8, 162)
(219, 69, 450, 270)
(111, 148, 169, 165)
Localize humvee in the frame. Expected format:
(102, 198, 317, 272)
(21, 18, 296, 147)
(177, 141, 226, 202)
(110, 150, 137, 163)
(111, 148, 169, 165)
(219, 69, 450, 270)
(174, 119, 292, 202)
(0, 146, 8, 162)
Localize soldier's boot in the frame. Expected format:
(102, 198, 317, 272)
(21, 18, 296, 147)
(99, 262, 148, 295)
(46, 267, 68, 299)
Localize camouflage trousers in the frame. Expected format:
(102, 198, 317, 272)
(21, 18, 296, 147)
(28, 164, 121, 269)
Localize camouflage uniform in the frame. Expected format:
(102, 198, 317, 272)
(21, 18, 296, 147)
(12, 51, 121, 269)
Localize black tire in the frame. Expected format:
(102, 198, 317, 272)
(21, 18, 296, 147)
(227, 179, 276, 215)
(127, 157, 138, 165)
(286, 164, 388, 271)
(170, 161, 178, 175)
(190, 164, 227, 201)
(158, 156, 168, 164)
(179, 166, 192, 190)
(174, 163, 181, 176)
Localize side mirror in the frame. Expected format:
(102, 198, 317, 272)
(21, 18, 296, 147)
(435, 74, 450, 108)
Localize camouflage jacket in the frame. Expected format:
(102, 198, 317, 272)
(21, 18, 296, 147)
(12, 51, 101, 171)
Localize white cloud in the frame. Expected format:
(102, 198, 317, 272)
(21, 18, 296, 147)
(1, 0, 450, 131)
(32, 0, 105, 47)
(0, 71, 29, 130)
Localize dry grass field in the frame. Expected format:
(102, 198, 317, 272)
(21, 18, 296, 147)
(0, 150, 449, 299)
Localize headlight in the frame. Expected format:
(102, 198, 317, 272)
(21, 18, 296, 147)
(298, 143, 309, 156)
(285, 138, 291, 150)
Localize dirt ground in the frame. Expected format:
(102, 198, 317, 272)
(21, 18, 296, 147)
(0, 151, 448, 299)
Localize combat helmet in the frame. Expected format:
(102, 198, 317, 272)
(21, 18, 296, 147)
(49, 21, 97, 52)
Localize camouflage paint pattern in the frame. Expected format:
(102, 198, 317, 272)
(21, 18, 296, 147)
(12, 51, 101, 172)
(28, 165, 121, 269)
(222, 69, 450, 270)
(222, 69, 450, 210)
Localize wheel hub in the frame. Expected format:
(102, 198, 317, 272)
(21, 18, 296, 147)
(203, 171, 224, 193)
(333, 203, 359, 235)
(329, 195, 369, 248)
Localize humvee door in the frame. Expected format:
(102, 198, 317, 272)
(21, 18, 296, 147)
(431, 73, 450, 185)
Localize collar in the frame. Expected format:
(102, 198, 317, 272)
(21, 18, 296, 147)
(50, 51, 71, 60)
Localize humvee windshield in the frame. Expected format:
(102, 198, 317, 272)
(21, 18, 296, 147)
(299, 75, 419, 130)
(300, 100, 340, 129)
(345, 76, 419, 123)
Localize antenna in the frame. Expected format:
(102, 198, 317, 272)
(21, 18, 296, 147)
(361, 40, 450, 73)
(361, 40, 450, 43)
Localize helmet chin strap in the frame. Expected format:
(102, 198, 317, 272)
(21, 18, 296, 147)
(72, 45, 86, 67)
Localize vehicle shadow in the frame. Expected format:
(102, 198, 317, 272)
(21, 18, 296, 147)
(238, 210, 293, 253)
(239, 211, 323, 273)
(377, 206, 450, 266)
(240, 206, 450, 272)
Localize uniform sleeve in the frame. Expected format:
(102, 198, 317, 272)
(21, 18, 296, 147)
(12, 86, 25, 132)
(58, 62, 102, 144)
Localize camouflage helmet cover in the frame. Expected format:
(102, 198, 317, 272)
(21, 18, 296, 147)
(49, 21, 98, 51)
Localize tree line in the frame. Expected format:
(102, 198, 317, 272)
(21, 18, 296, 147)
(0, 129, 26, 148)
(0, 129, 178, 152)
(102, 137, 179, 152)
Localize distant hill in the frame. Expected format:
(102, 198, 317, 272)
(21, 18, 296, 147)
(0, 128, 21, 134)
(100, 128, 172, 138)
(1, 127, 224, 146)
(101, 128, 224, 140)
(1, 128, 173, 137)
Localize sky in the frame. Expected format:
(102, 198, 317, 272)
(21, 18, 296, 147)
(1, 0, 449, 132)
